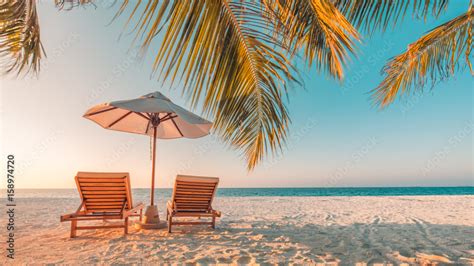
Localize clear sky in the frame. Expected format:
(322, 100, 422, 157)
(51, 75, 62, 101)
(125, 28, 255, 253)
(1, 1, 472, 188)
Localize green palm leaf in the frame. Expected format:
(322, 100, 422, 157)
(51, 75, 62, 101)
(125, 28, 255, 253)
(55, 0, 94, 10)
(117, 0, 298, 169)
(334, 0, 449, 33)
(373, 7, 473, 107)
(265, 0, 360, 80)
(0, 0, 44, 75)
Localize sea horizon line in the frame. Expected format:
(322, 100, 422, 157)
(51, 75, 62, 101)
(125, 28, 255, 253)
(4, 185, 473, 190)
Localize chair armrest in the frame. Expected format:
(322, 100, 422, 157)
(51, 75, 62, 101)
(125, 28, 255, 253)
(60, 201, 85, 222)
(211, 209, 221, 217)
(167, 200, 175, 214)
(124, 202, 145, 218)
(60, 213, 76, 222)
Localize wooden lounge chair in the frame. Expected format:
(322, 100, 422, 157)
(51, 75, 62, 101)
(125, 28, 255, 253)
(60, 172, 144, 238)
(166, 175, 221, 233)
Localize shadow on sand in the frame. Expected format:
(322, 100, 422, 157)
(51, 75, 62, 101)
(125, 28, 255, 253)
(52, 220, 474, 264)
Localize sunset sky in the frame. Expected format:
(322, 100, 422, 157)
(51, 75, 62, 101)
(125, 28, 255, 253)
(1, 2, 472, 189)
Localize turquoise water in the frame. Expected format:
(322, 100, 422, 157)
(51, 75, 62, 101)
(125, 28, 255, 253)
(5, 186, 474, 198)
(216, 186, 474, 197)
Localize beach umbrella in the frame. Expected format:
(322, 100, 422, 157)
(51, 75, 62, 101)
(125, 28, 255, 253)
(83, 91, 212, 227)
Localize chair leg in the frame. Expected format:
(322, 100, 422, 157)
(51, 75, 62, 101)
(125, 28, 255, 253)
(168, 215, 172, 233)
(70, 220, 77, 238)
(139, 209, 143, 222)
(211, 216, 216, 229)
(166, 209, 168, 221)
(124, 217, 129, 235)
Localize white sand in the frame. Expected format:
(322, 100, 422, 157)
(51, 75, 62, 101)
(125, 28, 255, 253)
(2, 196, 473, 265)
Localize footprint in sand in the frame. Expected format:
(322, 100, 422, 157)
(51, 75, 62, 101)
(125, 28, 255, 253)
(217, 256, 233, 264)
(236, 256, 252, 264)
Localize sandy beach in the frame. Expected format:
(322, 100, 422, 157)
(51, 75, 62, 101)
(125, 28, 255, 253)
(2, 195, 473, 265)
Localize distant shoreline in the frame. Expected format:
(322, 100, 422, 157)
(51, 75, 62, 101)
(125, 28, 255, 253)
(3, 185, 474, 189)
(2, 187, 473, 198)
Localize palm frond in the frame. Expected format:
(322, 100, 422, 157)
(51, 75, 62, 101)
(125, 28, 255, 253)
(373, 7, 473, 107)
(265, 0, 360, 80)
(54, 0, 94, 10)
(0, 0, 44, 75)
(334, 0, 449, 34)
(117, 0, 298, 170)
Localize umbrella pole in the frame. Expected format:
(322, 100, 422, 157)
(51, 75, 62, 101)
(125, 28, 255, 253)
(151, 126, 157, 206)
(139, 126, 164, 229)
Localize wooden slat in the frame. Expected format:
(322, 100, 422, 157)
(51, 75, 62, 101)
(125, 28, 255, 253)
(175, 205, 208, 209)
(177, 183, 216, 189)
(175, 194, 210, 198)
(176, 188, 215, 192)
(175, 201, 210, 205)
(81, 187, 126, 191)
(77, 178, 126, 183)
(175, 198, 210, 202)
(80, 183, 126, 187)
(175, 203, 209, 207)
(175, 205, 208, 208)
(87, 206, 123, 210)
(176, 175, 219, 183)
(175, 193, 212, 197)
(88, 211, 122, 214)
(171, 175, 219, 219)
(177, 179, 217, 184)
(176, 188, 214, 193)
(175, 192, 212, 197)
(76, 225, 124, 230)
(62, 171, 143, 237)
(173, 212, 215, 217)
(176, 209, 208, 213)
(175, 203, 209, 206)
(86, 201, 123, 206)
(176, 197, 211, 202)
(175, 196, 211, 200)
(171, 221, 213, 225)
(87, 209, 123, 212)
(124, 172, 133, 208)
(87, 205, 122, 211)
(86, 198, 125, 202)
(87, 205, 127, 210)
(85, 204, 128, 208)
(176, 202, 209, 209)
(175, 208, 208, 211)
(76, 212, 121, 216)
(176, 189, 212, 196)
(175, 197, 210, 200)
(176, 183, 216, 190)
(177, 183, 216, 188)
(86, 208, 124, 211)
(177, 181, 217, 187)
(65, 216, 122, 221)
(76, 172, 128, 178)
(84, 213, 122, 217)
(83, 195, 127, 199)
(176, 197, 211, 201)
(86, 202, 123, 208)
(82, 191, 126, 195)
(176, 185, 216, 190)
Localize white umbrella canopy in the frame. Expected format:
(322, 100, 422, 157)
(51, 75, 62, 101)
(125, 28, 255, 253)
(83, 91, 212, 227)
(84, 91, 212, 138)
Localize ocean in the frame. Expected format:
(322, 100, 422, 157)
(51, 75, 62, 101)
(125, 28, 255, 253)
(4, 186, 474, 198)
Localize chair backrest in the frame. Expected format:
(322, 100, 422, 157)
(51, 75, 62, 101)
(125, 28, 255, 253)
(171, 175, 219, 212)
(75, 172, 133, 213)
